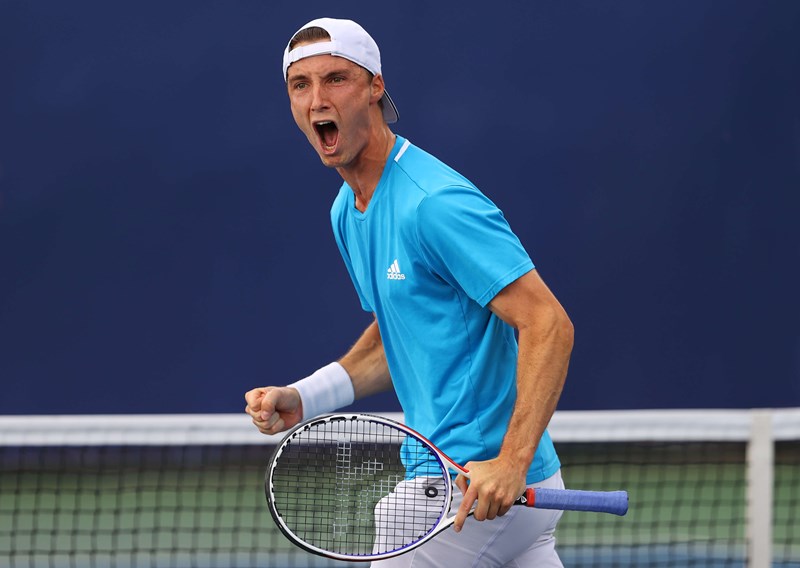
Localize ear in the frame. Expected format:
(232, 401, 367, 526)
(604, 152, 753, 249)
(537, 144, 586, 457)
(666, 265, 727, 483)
(370, 73, 386, 104)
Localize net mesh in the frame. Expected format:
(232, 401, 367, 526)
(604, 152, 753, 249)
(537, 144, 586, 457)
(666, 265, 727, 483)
(1, 410, 798, 568)
(555, 441, 747, 566)
(775, 441, 800, 564)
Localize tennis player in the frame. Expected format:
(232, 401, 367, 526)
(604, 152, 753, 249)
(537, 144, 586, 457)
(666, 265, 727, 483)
(245, 18, 574, 567)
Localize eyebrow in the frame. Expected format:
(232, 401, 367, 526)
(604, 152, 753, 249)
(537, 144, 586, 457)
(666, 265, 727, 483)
(287, 66, 361, 84)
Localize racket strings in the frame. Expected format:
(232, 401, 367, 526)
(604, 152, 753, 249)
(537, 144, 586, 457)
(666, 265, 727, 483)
(269, 418, 449, 557)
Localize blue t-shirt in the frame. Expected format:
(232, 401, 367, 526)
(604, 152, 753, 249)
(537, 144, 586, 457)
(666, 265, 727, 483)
(331, 136, 560, 484)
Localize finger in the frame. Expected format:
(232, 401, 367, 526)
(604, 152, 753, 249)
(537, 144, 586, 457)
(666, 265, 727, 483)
(244, 403, 265, 422)
(472, 490, 491, 522)
(250, 412, 284, 435)
(263, 416, 285, 435)
(244, 388, 265, 413)
(454, 474, 469, 495)
(259, 388, 282, 420)
(484, 498, 505, 521)
(453, 486, 477, 533)
(264, 409, 282, 430)
(485, 489, 511, 521)
(261, 386, 293, 412)
(497, 503, 513, 518)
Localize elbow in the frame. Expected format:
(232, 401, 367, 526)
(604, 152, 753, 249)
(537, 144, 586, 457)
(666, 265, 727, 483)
(559, 310, 575, 352)
(518, 303, 574, 353)
(548, 311, 574, 363)
(542, 301, 574, 355)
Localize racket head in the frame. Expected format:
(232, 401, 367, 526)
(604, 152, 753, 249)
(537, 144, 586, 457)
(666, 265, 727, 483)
(265, 413, 455, 561)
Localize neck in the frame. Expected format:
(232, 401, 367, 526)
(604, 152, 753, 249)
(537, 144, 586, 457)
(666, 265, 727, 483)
(337, 124, 395, 212)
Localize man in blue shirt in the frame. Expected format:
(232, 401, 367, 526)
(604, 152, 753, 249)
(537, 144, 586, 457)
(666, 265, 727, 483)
(246, 18, 574, 567)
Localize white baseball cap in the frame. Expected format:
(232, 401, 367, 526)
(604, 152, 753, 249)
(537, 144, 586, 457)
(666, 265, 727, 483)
(282, 18, 399, 124)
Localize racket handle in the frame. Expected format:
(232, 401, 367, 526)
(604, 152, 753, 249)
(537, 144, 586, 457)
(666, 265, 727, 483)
(521, 488, 628, 516)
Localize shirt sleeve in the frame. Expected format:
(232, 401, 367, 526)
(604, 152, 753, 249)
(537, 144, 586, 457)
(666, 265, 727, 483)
(415, 185, 534, 307)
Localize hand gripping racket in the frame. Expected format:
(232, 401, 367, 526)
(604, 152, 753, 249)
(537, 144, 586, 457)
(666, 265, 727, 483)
(266, 413, 628, 562)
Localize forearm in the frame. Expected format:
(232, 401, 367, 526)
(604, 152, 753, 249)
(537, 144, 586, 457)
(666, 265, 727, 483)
(453, 305, 573, 530)
(287, 319, 392, 421)
(248, 319, 392, 431)
(338, 319, 393, 399)
(498, 309, 573, 471)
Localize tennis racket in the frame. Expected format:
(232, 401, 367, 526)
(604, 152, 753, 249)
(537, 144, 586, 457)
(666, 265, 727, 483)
(265, 413, 628, 562)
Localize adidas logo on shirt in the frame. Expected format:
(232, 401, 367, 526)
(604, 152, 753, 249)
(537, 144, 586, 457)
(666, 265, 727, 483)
(387, 259, 406, 280)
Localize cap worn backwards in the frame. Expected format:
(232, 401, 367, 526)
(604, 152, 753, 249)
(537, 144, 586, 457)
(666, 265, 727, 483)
(282, 18, 399, 124)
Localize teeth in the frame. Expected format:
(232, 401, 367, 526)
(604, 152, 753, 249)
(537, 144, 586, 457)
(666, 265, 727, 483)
(316, 121, 333, 126)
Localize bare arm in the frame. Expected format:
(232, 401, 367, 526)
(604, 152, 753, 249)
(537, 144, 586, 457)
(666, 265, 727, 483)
(489, 269, 573, 479)
(338, 318, 393, 398)
(454, 269, 573, 530)
(244, 318, 392, 434)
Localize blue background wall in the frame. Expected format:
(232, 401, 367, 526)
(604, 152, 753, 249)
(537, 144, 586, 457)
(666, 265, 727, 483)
(1, 1, 798, 414)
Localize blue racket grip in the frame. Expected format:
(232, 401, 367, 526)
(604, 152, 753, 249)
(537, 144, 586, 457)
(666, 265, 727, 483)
(523, 488, 628, 516)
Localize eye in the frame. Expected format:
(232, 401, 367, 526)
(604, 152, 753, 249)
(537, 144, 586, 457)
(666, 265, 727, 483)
(331, 76, 345, 84)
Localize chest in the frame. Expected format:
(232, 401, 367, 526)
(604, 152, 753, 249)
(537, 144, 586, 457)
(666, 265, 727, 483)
(343, 206, 456, 317)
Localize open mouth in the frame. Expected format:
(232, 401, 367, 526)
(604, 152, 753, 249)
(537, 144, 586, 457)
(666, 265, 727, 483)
(314, 121, 339, 152)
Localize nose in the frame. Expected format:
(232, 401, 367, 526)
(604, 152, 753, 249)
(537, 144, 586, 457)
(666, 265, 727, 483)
(310, 83, 329, 114)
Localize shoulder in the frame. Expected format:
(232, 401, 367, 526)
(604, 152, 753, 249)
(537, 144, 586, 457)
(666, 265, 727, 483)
(416, 184, 500, 227)
(391, 140, 477, 199)
(387, 142, 504, 234)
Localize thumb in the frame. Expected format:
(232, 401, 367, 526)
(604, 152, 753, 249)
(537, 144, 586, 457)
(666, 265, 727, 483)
(261, 387, 301, 419)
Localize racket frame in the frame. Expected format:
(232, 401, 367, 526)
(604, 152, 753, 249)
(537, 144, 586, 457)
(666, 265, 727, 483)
(265, 413, 459, 562)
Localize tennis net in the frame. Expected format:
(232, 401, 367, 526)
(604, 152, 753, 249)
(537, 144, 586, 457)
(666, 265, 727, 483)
(1, 409, 797, 567)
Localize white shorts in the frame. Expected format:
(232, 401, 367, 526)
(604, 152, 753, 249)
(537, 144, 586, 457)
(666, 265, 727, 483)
(371, 469, 565, 568)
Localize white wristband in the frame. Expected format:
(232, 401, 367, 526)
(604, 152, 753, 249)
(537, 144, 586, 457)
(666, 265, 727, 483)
(288, 362, 354, 421)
